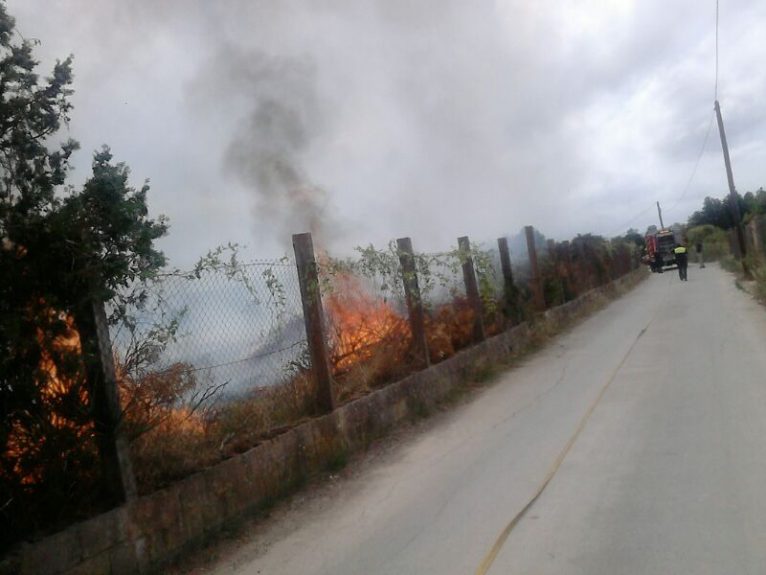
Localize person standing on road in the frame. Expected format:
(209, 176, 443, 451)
(674, 244, 688, 281)
(696, 241, 705, 268)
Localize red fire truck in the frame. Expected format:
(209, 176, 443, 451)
(645, 227, 679, 272)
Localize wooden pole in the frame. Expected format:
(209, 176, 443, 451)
(546, 239, 556, 257)
(397, 237, 430, 367)
(497, 237, 519, 325)
(78, 296, 137, 504)
(458, 236, 486, 342)
(547, 239, 565, 305)
(560, 240, 574, 300)
(754, 216, 766, 262)
(293, 233, 335, 413)
(715, 100, 751, 278)
(525, 226, 545, 310)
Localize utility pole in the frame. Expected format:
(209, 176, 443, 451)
(656, 201, 665, 229)
(714, 99, 751, 278)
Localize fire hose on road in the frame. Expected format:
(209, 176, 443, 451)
(474, 315, 657, 575)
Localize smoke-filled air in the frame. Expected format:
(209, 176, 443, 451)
(10, 0, 766, 261)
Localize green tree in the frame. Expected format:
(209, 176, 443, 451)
(0, 3, 167, 549)
(687, 194, 752, 229)
(620, 228, 645, 248)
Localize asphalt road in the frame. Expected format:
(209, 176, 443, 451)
(210, 265, 766, 575)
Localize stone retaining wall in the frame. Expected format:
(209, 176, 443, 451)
(2, 268, 646, 575)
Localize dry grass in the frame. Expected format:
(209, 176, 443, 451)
(723, 254, 766, 304)
(127, 372, 317, 494)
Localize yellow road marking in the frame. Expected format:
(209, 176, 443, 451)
(474, 317, 653, 575)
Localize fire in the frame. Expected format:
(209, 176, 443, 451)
(321, 273, 484, 390)
(5, 306, 93, 485)
(324, 273, 410, 373)
(37, 311, 84, 401)
(425, 297, 478, 360)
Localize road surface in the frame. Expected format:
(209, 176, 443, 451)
(208, 265, 766, 575)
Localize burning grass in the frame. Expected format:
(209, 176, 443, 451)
(127, 266, 647, 501)
(5, 309, 93, 486)
(323, 268, 507, 402)
(123, 370, 318, 494)
(3, 239, 644, 550)
(1, 304, 105, 552)
(124, 276, 509, 494)
(324, 273, 412, 401)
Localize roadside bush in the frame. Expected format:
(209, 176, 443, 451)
(686, 225, 729, 261)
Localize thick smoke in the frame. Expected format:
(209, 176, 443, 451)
(205, 48, 341, 245)
(10, 0, 766, 260)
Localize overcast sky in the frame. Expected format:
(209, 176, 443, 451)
(8, 0, 766, 265)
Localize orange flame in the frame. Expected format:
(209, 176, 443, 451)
(5, 308, 93, 485)
(324, 274, 409, 372)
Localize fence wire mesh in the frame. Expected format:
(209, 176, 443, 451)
(415, 250, 464, 308)
(4, 217, 650, 548)
(318, 250, 412, 399)
(110, 259, 308, 399)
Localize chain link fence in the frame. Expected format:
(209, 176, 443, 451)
(318, 248, 412, 400)
(110, 259, 307, 399)
(4, 227, 644, 542)
(108, 256, 318, 493)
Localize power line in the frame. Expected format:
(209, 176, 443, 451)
(663, 0, 720, 221)
(606, 202, 656, 238)
(715, 0, 719, 100)
(665, 110, 715, 215)
(598, 0, 722, 238)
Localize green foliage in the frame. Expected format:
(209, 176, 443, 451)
(318, 241, 502, 322)
(687, 190, 766, 230)
(0, 4, 167, 549)
(742, 188, 766, 218)
(158, 243, 291, 317)
(570, 234, 610, 288)
(750, 262, 766, 303)
(320, 242, 461, 306)
(720, 254, 741, 274)
(466, 244, 500, 320)
(685, 225, 729, 261)
(618, 228, 645, 248)
(60, 147, 168, 299)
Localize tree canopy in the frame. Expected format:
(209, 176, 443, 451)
(687, 189, 766, 229)
(0, 2, 167, 549)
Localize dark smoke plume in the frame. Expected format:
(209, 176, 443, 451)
(196, 45, 340, 246)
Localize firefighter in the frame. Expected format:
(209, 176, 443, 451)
(696, 241, 705, 268)
(674, 243, 688, 281)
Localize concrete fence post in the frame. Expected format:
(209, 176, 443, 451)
(748, 217, 765, 262)
(757, 215, 766, 261)
(458, 236, 486, 343)
(546, 239, 556, 259)
(547, 238, 565, 305)
(560, 240, 574, 300)
(497, 237, 520, 325)
(293, 232, 335, 414)
(748, 220, 757, 258)
(78, 294, 137, 504)
(525, 225, 545, 311)
(397, 237, 430, 368)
